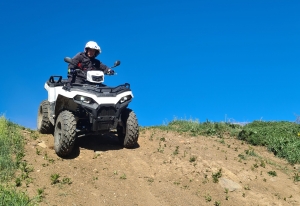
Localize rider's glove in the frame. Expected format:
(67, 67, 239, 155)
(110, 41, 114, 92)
(107, 69, 115, 75)
(69, 68, 76, 75)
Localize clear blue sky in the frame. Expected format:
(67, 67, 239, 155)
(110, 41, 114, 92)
(0, 0, 299, 129)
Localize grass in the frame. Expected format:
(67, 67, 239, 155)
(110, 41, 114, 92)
(153, 119, 243, 137)
(0, 116, 36, 204)
(0, 116, 25, 182)
(238, 121, 300, 164)
(0, 185, 33, 206)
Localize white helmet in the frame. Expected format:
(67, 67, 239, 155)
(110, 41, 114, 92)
(84, 41, 101, 57)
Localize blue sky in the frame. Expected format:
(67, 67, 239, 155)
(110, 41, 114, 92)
(0, 0, 299, 129)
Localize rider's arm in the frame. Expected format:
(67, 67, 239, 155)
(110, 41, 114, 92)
(69, 52, 83, 70)
(92, 59, 110, 74)
(99, 63, 110, 74)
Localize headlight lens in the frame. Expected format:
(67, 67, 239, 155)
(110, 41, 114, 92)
(74, 95, 94, 104)
(119, 95, 132, 104)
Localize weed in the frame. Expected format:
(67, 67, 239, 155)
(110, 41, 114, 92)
(15, 178, 22, 187)
(25, 178, 33, 186)
(93, 154, 100, 159)
(182, 185, 189, 189)
(173, 181, 180, 185)
(260, 160, 266, 168)
(214, 201, 221, 206)
(244, 185, 250, 190)
(238, 154, 246, 160)
(157, 141, 164, 153)
(51, 173, 60, 184)
(147, 178, 154, 183)
(173, 146, 179, 155)
(43, 152, 48, 160)
(205, 194, 212, 202)
(219, 138, 225, 144)
(245, 147, 257, 156)
(120, 174, 127, 179)
(149, 132, 155, 141)
(36, 148, 41, 155)
(62, 177, 72, 185)
(189, 156, 197, 162)
(293, 173, 300, 182)
(267, 171, 277, 177)
(212, 168, 222, 183)
(36, 188, 45, 202)
(30, 132, 39, 140)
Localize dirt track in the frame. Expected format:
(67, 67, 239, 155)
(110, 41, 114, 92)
(21, 128, 300, 206)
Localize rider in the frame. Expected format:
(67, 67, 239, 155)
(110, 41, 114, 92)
(67, 41, 114, 85)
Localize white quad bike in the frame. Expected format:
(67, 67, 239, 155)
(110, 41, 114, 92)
(37, 57, 139, 157)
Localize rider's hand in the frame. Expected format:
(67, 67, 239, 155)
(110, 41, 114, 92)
(69, 69, 76, 74)
(107, 69, 115, 75)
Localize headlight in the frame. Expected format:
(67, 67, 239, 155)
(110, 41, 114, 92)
(74, 95, 95, 104)
(119, 95, 132, 104)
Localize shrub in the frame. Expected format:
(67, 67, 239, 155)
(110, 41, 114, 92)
(238, 121, 300, 164)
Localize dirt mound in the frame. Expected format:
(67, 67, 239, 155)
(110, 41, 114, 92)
(21, 128, 300, 206)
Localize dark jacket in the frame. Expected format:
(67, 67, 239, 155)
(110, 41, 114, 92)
(67, 52, 110, 84)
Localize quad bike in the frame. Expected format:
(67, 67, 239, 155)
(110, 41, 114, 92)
(37, 57, 139, 157)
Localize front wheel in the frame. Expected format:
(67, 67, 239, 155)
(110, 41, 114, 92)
(54, 110, 77, 157)
(118, 108, 139, 148)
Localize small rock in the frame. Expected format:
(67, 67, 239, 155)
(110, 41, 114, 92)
(37, 141, 47, 148)
(95, 151, 103, 155)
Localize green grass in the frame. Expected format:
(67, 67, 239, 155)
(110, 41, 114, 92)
(0, 116, 35, 205)
(238, 121, 300, 164)
(153, 119, 242, 137)
(0, 185, 33, 206)
(0, 116, 25, 182)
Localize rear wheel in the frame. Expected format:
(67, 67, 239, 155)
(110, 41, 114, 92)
(54, 110, 77, 157)
(118, 108, 139, 148)
(37, 100, 54, 134)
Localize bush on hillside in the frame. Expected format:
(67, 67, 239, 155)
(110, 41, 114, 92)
(238, 121, 300, 164)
